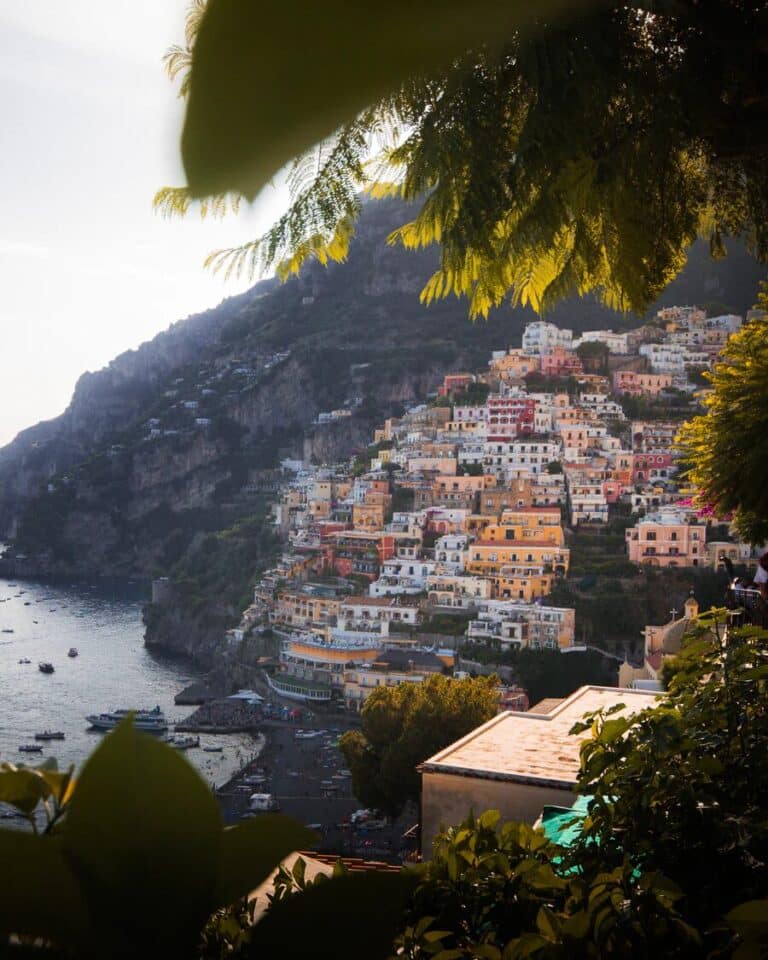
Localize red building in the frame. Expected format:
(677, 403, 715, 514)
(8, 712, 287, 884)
(486, 396, 536, 436)
(633, 453, 674, 483)
(323, 531, 396, 580)
(438, 373, 476, 397)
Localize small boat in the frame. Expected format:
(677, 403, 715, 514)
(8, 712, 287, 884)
(18, 658, 31, 664)
(203, 745, 223, 753)
(18, 744, 43, 753)
(38, 662, 55, 674)
(32, 620, 38, 624)
(34, 731, 65, 741)
(67, 647, 78, 658)
(24, 601, 31, 606)
(174, 736, 200, 750)
(2, 629, 14, 634)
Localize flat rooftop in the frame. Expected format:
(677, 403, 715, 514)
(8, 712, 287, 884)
(420, 685, 658, 789)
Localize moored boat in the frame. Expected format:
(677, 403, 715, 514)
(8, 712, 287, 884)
(67, 647, 78, 658)
(34, 731, 65, 741)
(18, 744, 43, 753)
(174, 735, 200, 750)
(38, 662, 55, 674)
(203, 745, 223, 752)
(85, 706, 168, 733)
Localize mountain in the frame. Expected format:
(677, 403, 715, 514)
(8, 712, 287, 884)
(0, 196, 765, 581)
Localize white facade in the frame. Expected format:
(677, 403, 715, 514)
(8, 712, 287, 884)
(522, 321, 573, 355)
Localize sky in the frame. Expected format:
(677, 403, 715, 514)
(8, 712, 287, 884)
(0, 3, 288, 447)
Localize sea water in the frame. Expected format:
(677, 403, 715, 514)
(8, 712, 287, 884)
(0, 576, 258, 789)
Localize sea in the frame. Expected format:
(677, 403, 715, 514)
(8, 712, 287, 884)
(0, 573, 261, 790)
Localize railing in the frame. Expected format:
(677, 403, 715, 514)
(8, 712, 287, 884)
(726, 586, 768, 628)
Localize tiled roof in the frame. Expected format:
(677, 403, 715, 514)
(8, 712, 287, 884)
(420, 686, 658, 788)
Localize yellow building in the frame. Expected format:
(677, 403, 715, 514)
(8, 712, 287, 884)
(466, 539, 570, 598)
(272, 590, 342, 628)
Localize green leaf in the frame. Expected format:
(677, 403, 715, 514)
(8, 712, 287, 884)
(0, 831, 89, 949)
(0, 765, 51, 815)
(60, 718, 222, 957)
(214, 816, 316, 907)
(249, 871, 417, 959)
(182, 0, 583, 199)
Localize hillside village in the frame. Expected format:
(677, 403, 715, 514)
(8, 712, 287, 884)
(196, 305, 764, 711)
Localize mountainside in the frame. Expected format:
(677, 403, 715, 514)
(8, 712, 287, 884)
(0, 196, 765, 580)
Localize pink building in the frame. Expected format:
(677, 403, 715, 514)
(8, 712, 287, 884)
(612, 371, 673, 396)
(625, 512, 706, 567)
(540, 347, 583, 378)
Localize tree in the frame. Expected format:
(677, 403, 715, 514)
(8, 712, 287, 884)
(676, 312, 768, 543)
(160, 1, 768, 319)
(575, 340, 609, 374)
(339, 674, 498, 817)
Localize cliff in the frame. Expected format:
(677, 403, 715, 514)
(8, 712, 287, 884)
(0, 196, 765, 662)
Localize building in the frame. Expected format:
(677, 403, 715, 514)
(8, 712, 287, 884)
(574, 329, 629, 354)
(522, 321, 573, 355)
(540, 347, 584, 378)
(465, 599, 575, 650)
(418, 686, 659, 856)
(625, 510, 707, 567)
(619, 594, 700, 689)
(612, 371, 674, 396)
(343, 649, 445, 712)
(426, 573, 493, 608)
(339, 596, 420, 627)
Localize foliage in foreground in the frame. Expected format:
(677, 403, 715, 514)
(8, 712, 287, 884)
(677, 311, 768, 543)
(162, 1, 768, 318)
(339, 673, 498, 817)
(0, 721, 411, 959)
(398, 610, 768, 958)
(3, 613, 767, 957)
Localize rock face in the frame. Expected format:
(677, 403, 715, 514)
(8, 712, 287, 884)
(0, 196, 764, 657)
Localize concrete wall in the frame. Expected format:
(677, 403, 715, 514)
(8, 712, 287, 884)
(421, 770, 573, 857)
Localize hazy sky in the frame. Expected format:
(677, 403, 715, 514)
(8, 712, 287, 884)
(0, 3, 288, 447)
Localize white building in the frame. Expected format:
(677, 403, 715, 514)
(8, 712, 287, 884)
(522, 321, 573, 355)
(573, 329, 629, 354)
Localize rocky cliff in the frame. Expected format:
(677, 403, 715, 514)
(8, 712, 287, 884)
(0, 196, 765, 661)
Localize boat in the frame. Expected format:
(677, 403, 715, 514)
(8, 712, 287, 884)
(203, 745, 223, 753)
(2, 629, 14, 634)
(18, 658, 31, 664)
(85, 707, 168, 733)
(34, 731, 65, 741)
(173, 736, 200, 751)
(18, 744, 43, 753)
(38, 662, 55, 674)
(67, 647, 78, 658)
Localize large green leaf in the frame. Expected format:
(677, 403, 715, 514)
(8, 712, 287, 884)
(248, 871, 417, 959)
(182, 0, 585, 199)
(0, 765, 52, 815)
(0, 831, 89, 949)
(59, 718, 222, 958)
(214, 815, 316, 908)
